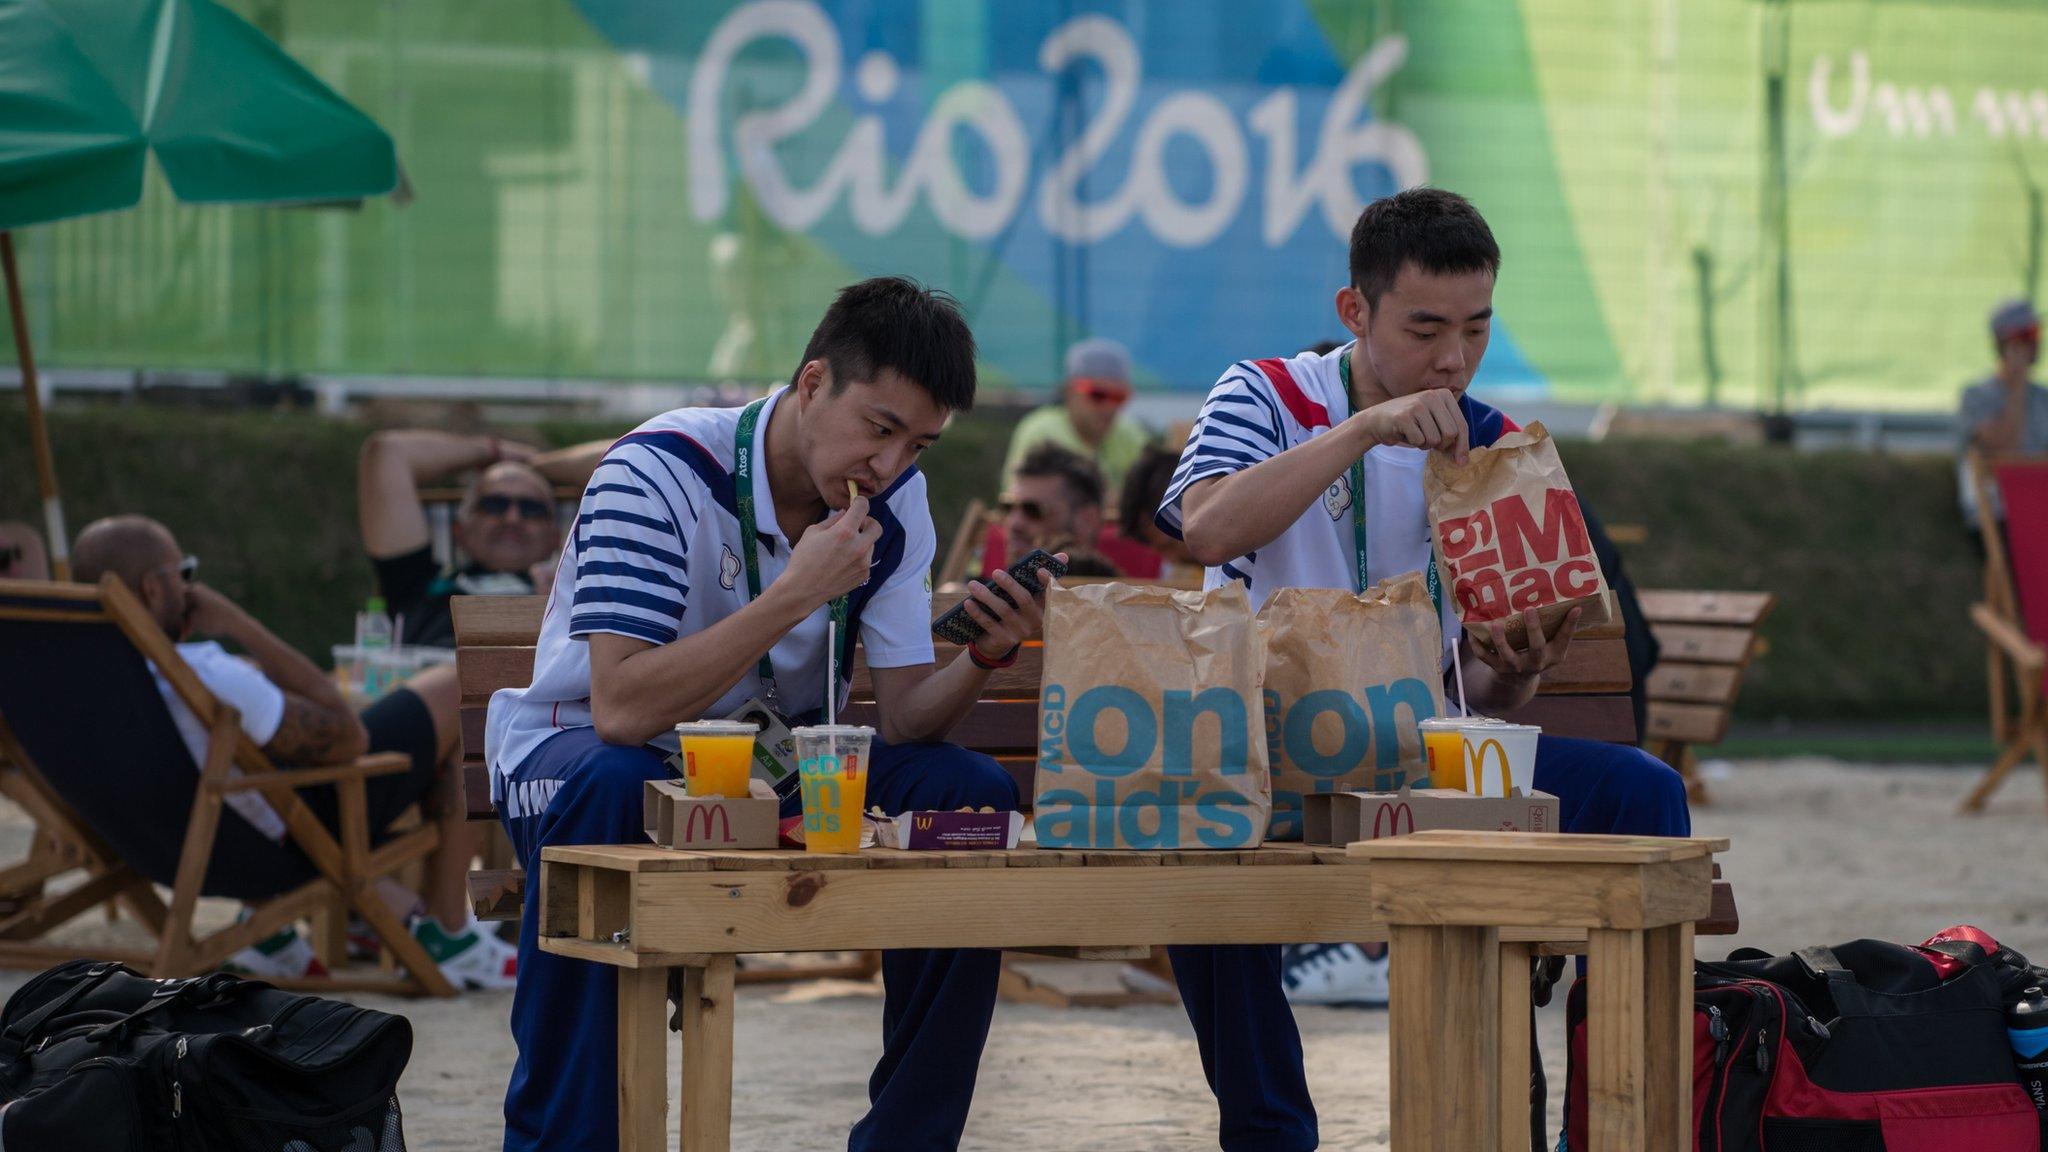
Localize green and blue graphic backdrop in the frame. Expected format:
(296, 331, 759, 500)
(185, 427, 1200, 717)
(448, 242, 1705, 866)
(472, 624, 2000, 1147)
(5, 0, 2043, 408)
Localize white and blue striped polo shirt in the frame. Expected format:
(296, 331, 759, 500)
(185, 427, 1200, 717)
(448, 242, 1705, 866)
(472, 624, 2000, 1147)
(1154, 342, 1514, 662)
(484, 387, 937, 799)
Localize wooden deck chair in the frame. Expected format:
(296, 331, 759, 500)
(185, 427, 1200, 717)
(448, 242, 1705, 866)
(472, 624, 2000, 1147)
(0, 577, 457, 995)
(1964, 453, 2048, 814)
(934, 499, 999, 590)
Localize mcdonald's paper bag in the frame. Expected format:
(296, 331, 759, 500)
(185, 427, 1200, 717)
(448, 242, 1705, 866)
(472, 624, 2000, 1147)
(1035, 582, 1270, 849)
(1300, 785, 1559, 846)
(1256, 574, 1446, 840)
(1425, 421, 1612, 648)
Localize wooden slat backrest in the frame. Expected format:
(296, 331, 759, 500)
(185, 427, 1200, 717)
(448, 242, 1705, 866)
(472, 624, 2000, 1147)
(1637, 591, 1775, 629)
(453, 595, 547, 821)
(1639, 589, 1778, 750)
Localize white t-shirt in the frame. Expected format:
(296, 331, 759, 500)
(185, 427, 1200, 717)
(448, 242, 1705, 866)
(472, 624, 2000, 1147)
(150, 641, 289, 841)
(485, 388, 939, 800)
(1155, 343, 1517, 664)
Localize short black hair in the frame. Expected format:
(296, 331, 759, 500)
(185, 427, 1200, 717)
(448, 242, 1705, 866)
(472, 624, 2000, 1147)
(1118, 444, 1180, 540)
(1015, 443, 1104, 511)
(795, 276, 976, 412)
(1348, 188, 1500, 310)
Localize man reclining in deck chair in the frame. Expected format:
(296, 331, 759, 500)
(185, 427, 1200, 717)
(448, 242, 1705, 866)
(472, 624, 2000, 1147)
(1152, 188, 1691, 1150)
(70, 515, 518, 989)
(357, 429, 611, 647)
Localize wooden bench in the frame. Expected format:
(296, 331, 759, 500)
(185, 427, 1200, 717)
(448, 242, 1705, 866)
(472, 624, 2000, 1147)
(1640, 591, 1779, 803)
(543, 832, 1728, 1152)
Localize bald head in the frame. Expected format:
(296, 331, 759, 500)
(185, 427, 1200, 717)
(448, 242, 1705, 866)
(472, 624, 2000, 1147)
(72, 516, 179, 594)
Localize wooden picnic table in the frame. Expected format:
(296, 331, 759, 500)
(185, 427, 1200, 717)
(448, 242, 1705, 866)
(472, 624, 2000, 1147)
(539, 834, 1725, 1152)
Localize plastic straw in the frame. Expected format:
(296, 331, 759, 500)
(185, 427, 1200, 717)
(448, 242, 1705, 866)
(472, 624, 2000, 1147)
(825, 618, 837, 727)
(1451, 631, 1470, 717)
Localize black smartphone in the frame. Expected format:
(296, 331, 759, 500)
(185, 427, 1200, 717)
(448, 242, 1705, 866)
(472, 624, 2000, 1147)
(932, 548, 1068, 647)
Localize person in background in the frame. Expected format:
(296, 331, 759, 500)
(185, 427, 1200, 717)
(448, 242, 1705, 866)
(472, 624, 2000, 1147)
(982, 443, 1158, 579)
(0, 522, 49, 581)
(1002, 337, 1152, 493)
(70, 515, 516, 989)
(356, 432, 607, 648)
(1960, 299, 2048, 530)
(1119, 446, 1197, 576)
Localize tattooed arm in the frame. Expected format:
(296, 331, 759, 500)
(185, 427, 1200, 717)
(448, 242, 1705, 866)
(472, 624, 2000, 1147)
(263, 693, 369, 766)
(183, 584, 369, 766)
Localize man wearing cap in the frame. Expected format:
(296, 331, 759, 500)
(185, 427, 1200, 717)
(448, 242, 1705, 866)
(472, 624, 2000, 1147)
(1959, 299, 2048, 528)
(1963, 299, 2048, 455)
(1003, 337, 1153, 492)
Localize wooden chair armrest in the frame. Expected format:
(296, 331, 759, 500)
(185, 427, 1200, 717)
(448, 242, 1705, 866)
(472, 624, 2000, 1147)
(1970, 603, 2046, 672)
(215, 753, 415, 793)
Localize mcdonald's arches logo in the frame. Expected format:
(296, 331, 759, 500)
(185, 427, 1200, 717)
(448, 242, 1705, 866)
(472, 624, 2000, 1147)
(682, 803, 737, 844)
(1370, 801, 1415, 839)
(914, 815, 934, 831)
(1462, 738, 1513, 798)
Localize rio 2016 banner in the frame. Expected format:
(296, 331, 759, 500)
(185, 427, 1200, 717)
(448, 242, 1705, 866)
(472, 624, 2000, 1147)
(8, 0, 2045, 409)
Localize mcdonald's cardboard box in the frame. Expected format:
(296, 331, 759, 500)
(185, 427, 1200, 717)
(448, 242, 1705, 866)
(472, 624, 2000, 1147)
(644, 780, 779, 850)
(1299, 785, 1559, 846)
(872, 810, 1025, 850)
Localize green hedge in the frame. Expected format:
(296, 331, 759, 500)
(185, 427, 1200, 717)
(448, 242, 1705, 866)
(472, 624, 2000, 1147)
(0, 402, 1985, 720)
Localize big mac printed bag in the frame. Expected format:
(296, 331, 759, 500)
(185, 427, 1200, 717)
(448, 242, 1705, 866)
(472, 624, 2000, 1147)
(1424, 421, 1611, 647)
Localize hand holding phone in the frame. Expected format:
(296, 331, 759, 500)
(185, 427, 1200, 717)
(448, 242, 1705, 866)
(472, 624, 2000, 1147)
(932, 548, 1068, 648)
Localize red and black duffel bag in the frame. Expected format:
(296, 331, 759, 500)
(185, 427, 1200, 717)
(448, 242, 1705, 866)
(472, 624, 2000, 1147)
(1562, 931, 2046, 1150)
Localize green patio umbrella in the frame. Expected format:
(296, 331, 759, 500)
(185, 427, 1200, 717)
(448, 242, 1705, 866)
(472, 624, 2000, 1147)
(0, 0, 402, 578)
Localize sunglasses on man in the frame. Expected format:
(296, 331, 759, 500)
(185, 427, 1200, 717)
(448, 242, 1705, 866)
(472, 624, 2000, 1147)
(1071, 379, 1131, 407)
(2009, 323, 2042, 346)
(157, 555, 199, 584)
(474, 494, 554, 522)
(997, 498, 1049, 521)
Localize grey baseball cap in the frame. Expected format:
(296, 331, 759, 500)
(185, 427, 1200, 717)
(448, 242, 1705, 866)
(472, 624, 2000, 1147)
(1990, 298, 2040, 342)
(1064, 338, 1132, 385)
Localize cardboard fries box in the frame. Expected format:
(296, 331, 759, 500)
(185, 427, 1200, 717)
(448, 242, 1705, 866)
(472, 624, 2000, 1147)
(1299, 785, 1560, 847)
(644, 780, 779, 850)
(872, 810, 1024, 850)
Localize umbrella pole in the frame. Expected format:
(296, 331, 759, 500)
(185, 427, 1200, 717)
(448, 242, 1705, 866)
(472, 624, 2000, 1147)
(1, 231, 69, 580)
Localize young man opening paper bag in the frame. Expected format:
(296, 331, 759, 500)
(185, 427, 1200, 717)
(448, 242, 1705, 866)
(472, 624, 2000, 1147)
(1258, 573, 1446, 840)
(1035, 582, 1270, 848)
(1425, 421, 1612, 649)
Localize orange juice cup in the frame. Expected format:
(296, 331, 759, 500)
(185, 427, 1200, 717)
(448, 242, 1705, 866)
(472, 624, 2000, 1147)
(794, 724, 873, 854)
(674, 720, 759, 799)
(1419, 717, 1472, 790)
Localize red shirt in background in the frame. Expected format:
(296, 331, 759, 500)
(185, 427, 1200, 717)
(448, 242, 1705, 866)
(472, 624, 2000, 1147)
(979, 525, 1163, 580)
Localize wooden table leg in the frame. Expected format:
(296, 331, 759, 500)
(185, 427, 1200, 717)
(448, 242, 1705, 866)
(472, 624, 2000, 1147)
(681, 955, 737, 1152)
(1497, 940, 1533, 1152)
(1587, 923, 1694, 1152)
(1389, 925, 1500, 1152)
(617, 964, 669, 1152)
(1644, 923, 1694, 1152)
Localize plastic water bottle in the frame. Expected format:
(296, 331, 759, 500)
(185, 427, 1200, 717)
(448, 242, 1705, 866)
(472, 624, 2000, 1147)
(2010, 986, 2048, 1128)
(357, 596, 394, 697)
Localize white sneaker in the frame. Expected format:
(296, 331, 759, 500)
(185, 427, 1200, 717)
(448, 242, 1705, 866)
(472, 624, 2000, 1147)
(1281, 944, 1389, 1007)
(412, 913, 519, 991)
(222, 924, 329, 981)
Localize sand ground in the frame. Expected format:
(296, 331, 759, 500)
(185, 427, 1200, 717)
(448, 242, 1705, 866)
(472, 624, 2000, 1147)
(3, 758, 2042, 1151)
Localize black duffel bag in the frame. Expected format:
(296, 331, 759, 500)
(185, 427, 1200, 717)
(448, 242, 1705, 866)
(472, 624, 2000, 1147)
(0, 959, 412, 1152)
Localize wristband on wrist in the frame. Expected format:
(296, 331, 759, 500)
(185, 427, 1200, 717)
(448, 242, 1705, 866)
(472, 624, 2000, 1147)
(969, 642, 1019, 670)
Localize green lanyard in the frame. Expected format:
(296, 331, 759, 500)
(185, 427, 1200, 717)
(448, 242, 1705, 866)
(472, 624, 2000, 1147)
(1338, 349, 1443, 616)
(734, 397, 848, 710)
